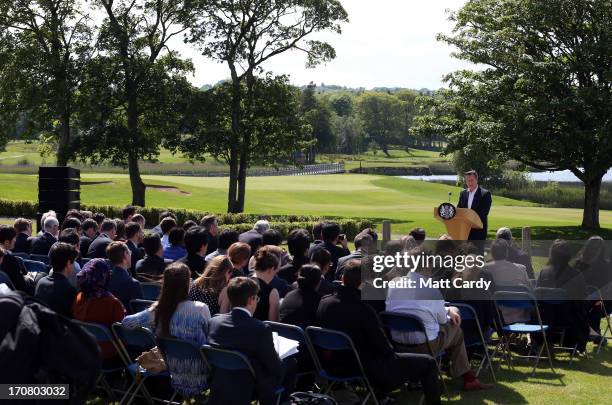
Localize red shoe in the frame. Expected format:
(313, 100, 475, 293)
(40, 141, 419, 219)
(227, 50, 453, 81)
(463, 379, 493, 391)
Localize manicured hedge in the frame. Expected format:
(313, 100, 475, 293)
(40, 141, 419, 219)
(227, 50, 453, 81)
(0, 199, 372, 240)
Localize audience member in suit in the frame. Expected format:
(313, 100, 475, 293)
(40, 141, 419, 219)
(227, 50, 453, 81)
(208, 277, 296, 405)
(317, 260, 442, 404)
(0, 249, 14, 289)
(80, 219, 98, 257)
(123, 263, 211, 397)
(308, 247, 335, 296)
(86, 219, 116, 258)
(190, 255, 232, 316)
(122, 205, 138, 224)
(73, 258, 126, 363)
(131, 214, 146, 234)
(34, 243, 78, 317)
(409, 227, 426, 244)
(135, 235, 171, 277)
(537, 239, 589, 351)
(263, 229, 291, 266)
(159, 217, 177, 250)
(151, 211, 176, 236)
(309, 221, 326, 248)
(310, 222, 349, 281)
(163, 227, 187, 261)
(61, 216, 82, 234)
(280, 264, 322, 329)
(179, 226, 210, 279)
(239, 220, 269, 254)
(200, 214, 219, 256)
(12, 218, 32, 254)
(206, 229, 239, 263)
(113, 219, 127, 241)
(57, 228, 83, 286)
(106, 241, 143, 311)
(495, 227, 535, 279)
(29, 216, 60, 256)
(228, 242, 251, 278)
(336, 230, 377, 279)
(125, 222, 145, 272)
(252, 246, 281, 322)
(278, 229, 311, 284)
(0, 225, 30, 293)
(457, 170, 492, 241)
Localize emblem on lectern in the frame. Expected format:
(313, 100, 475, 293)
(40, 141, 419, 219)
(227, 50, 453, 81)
(437, 203, 456, 220)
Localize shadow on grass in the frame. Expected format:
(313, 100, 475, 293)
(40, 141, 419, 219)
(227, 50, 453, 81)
(509, 226, 612, 240)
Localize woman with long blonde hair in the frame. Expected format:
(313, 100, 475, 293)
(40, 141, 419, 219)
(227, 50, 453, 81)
(189, 255, 233, 315)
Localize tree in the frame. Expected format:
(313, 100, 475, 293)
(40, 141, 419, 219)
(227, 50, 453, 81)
(189, 0, 348, 212)
(417, 0, 612, 228)
(330, 93, 353, 116)
(74, 0, 195, 206)
(357, 92, 402, 156)
(0, 0, 93, 165)
(395, 89, 419, 148)
(168, 75, 312, 175)
(334, 115, 366, 154)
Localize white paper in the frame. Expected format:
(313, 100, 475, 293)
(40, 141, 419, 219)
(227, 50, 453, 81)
(272, 332, 300, 360)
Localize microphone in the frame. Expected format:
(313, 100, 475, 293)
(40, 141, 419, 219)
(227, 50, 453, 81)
(448, 192, 452, 203)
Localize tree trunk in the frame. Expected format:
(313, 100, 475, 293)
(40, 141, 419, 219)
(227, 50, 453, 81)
(126, 81, 146, 206)
(56, 109, 70, 166)
(582, 176, 602, 229)
(227, 66, 242, 213)
(128, 152, 146, 206)
(235, 73, 256, 213)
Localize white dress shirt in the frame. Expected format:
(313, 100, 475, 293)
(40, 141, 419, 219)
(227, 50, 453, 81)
(467, 187, 478, 209)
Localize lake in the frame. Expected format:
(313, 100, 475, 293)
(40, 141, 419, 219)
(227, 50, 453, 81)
(400, 169, 612, 183)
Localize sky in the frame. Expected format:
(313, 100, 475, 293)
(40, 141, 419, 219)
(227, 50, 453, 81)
(170, 0, 472, 90)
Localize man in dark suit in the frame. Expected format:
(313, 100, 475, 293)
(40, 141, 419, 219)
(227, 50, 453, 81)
(34, 243, 78, 317)
(278, 229, 311, 284)
(336, 231, 377, 279)
(309, 222, 349, 280)
(79, 219, 98, 258)
(208, 277, 296, 405)
(495, 227, 535, 279)
(457, 170, 492, 241)
(317, 260, 442, 405)
(125, 222, 145, 272)
(178, 226, 209, 279)
(0, 226, 30, 293)
(12, 218, 32, 254)
(239, 220, 269, 254)
(87, 219, 116, 258)
(200, 215, 219, 256)
(135, 235, 171, 277)
(106, 242, 143, 311)
(29, 217, 60, 256)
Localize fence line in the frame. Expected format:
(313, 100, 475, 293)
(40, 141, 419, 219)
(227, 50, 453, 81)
(162, 162, 346, 177)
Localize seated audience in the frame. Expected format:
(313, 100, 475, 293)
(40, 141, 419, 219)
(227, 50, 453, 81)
(310, 221, 326, 247)
(135, 234, 170, 277)
(122, 263, 210, 397)
(113, 219, 126, 241)
(252, 246, 281, 321)
(0, 247, 13, 289)
(179, 226, 210, 278)
(189, 255, 232, 316)
(163, 227, 187, 261)
(107, 242, 143, 310)
(73, 259, 126, 362)
(280, 264, 322, 329)
(228, 242, 251, 277)
(151, 211, 176, 236)
(208, 277, 296, 405)
(336, 230, 376, 279)
(34, 242, 78, 317)
(131, 213, 146, 231)
(62, 217, 81, 233)
(125, 222, 145, 271)
(264, 245, 293, 298)
(309, 247, 335, 295)
(496, 227, 535, 278)
(30, 216, 59, 256)
(87, 219, 116, 258)
(200, 214, 219, 255)
(92, 212, 106, 226)
(409, 227, 426, 244)
(122, 205, 137, 223)
(12, 218, 32, 254)
(182, 220, 197, 231)
(310, 222, 349, 280)
(317, 260, 442, 404)
(239, 220, 269, 253)
(262, 229, 290, 266)
(57, 228, 83, 285)
(206, 229, 239, 263)
(80, 218, 98, 255)
(278, 229, 311, 284)
(385, 253, 492, 391)
(159, 217, 177, 249)
(0, 225, 30, 293)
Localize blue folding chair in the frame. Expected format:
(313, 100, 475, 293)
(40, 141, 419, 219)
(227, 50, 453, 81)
(23, 260, 47, 273)
(446, 302, 496, 381)
(156, 337, 209, 401)
(130, 299, 155, 314)
(379, 311, 449, 397)
(264, 321, 318, 382)
(12, 252, 30, 260)
(201, 345, 284, 405)
(29, 254, 49, 264)
(586, 285, 612, 354)
(305, 326, 380, 405)
(111, 323, 173, 405)
(534, 287, 578, 364)
(75, 321, 125, 401)
(493, 291, 562, 382)
(141, 282, 162, 301)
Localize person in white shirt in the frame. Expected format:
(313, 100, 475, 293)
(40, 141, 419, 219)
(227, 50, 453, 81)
(458, 170, 492, 241)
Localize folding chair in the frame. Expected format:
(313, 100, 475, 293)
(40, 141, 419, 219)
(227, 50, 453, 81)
(130, 299, 155, 313)
(445, 302, 496, 381)
(23, 259, 47, 273)
(111, 323, 172, 405)
(534, 287, 579, 364)
(264, 321, 319, 382)
(156, 336, 209, 402)
(305, 326, 380, 405)
(201, 345, 285, 405)
(142, 282, 162, 301)
(492, 291, 562, 383)
(379, 311, 449, 398)
(586, 285, 612, 354)
(74, 321, 125, 401)
(29, 254, 49, 264)
(12, 252, 30, 260)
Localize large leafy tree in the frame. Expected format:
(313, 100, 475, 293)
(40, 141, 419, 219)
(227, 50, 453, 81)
(188, 0, 348, 212)
(73, 0, 195, 206)
(357, 92, 402, 156)
(417, 0, 612, 229)
(0, 0, 93, 165)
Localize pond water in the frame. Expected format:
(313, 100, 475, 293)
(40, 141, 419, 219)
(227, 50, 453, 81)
(399, 169, 612, 183)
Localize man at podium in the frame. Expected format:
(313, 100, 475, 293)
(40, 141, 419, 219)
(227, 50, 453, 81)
(457, 170, 492, 240)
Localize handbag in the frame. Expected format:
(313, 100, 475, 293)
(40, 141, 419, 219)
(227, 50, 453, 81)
(136, 346, 167, 373)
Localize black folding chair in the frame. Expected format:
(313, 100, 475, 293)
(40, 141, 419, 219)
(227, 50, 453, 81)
(586, 285, 612, 354)
(534, 287, 578, 365)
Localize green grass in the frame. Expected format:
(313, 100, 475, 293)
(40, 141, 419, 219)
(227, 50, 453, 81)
(2, 172, 611, 239)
